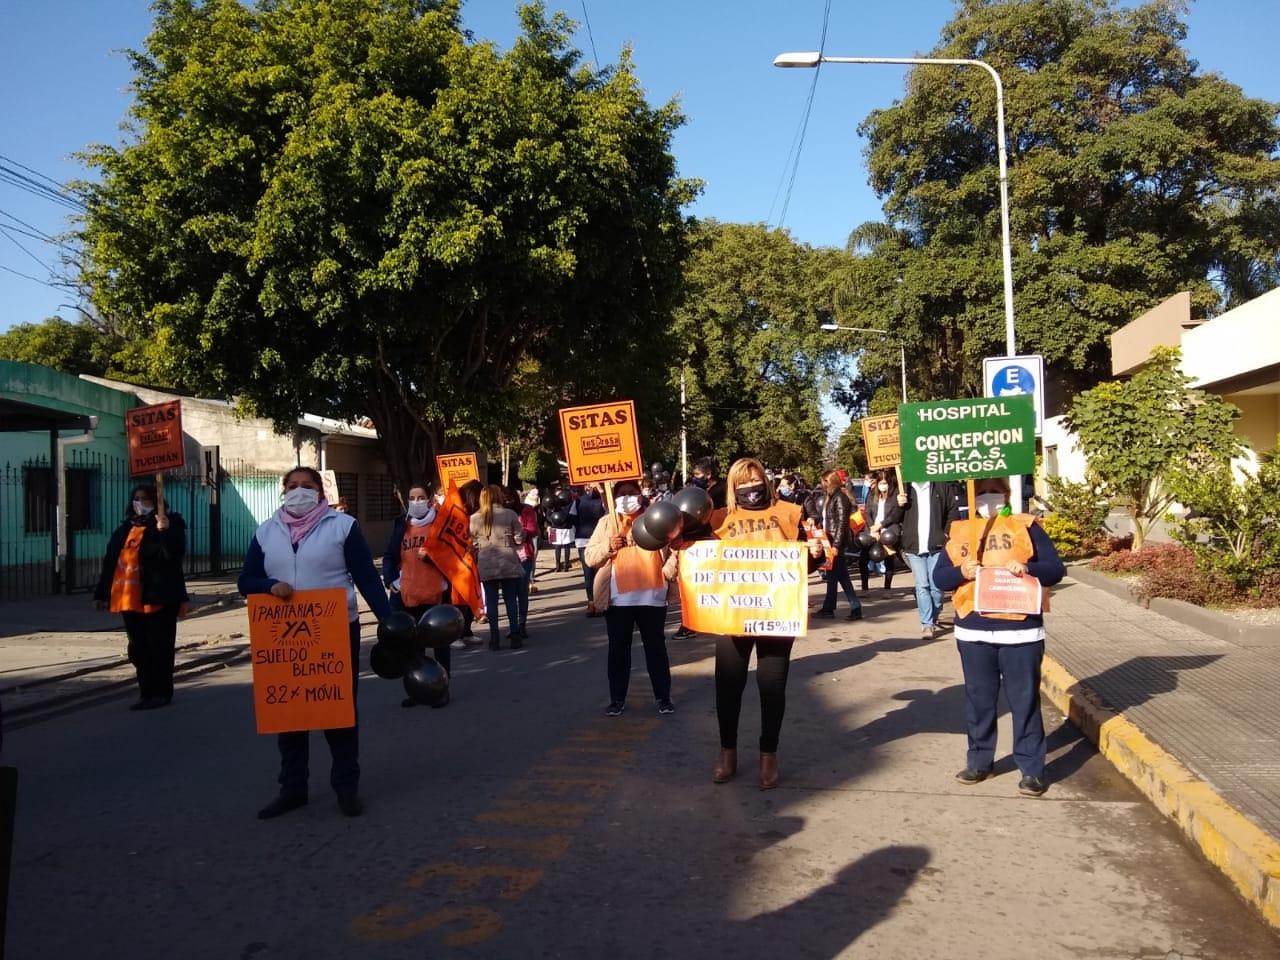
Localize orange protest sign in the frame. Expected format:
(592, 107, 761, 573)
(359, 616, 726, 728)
(677, 539, 808, 638)
(126, 400, 185, 476)
(422, 480, 485, 615)
(248, 588, 354, 734)
(558, 400, 642, 486)
(860, 413, 901, 470)
(435, 452, 480, 488)
(974, 567, 1043, 616)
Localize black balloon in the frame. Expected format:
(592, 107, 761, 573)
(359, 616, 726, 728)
(417, 604, 465, 649)
(548, 508, 572, 528)
(377, 611, 417, 652)
(856, 530, 875, 549)
(370, 641, 409, 679)
(402, 654, 450, 706)
(879, 527, 900, 547)
(630, 512, 667, 551)
(643, 500, 682, 540)
(671, 485, 713, 526)
(868, 543, 886, 563)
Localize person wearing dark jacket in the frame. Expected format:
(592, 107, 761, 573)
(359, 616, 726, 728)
(813, 469, 862, 620)
(862, 470, 904, 591)
(95, 484, 189, 710)
(933, 476, 1065, 797)
(239, 466, 390, 820)
(570, 483, 607, 612)
(690, 455, 727, 510)
(899, 479, 963, 638)
(382, 482, 452, 708)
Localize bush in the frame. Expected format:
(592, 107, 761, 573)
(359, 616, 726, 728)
(1091, 542, 1277, 608)
(1091, 542, 1185, 575)
(1041, 514, 1090, 560)
(1043, 476, 1110, 536)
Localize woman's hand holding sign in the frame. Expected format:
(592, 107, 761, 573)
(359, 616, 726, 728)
(960, 558, 981, 581)
(1005, 560, 1027, 577)
(270, 581, 294, 600)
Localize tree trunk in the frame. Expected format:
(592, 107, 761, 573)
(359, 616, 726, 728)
(365, 372, 442, 498)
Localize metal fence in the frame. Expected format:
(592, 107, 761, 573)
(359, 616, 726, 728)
(0, 450, 282, 601)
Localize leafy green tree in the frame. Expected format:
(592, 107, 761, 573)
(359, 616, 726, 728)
(517, 448, 560, 490)
(78, 0, 696, 491)
(0, 316, 114, 376)
(670, 221, 845, 473)
(1065, 347, 1242, 548)
(838, 0, 1280, 409)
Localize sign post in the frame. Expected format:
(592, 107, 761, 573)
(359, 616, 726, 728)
(434, 452, 481, 490)
(559, 400, 643, 536)
(248, 587, 354, 734)
(126, 400, 185, 523)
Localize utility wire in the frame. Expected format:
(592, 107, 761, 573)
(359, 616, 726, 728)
(768, 0, 832, 229)
(579, 0, 600, 69)
(0, 226, 55, 273)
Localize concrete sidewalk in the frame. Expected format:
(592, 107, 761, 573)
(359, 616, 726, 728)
(1042, 574, 1280, 926)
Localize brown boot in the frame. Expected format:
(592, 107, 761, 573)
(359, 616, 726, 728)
(759, 752, 779, 790)
(712, 748, 737, 783)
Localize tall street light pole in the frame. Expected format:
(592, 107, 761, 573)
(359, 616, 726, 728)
(820, 323, 907, 403)
(775, 51, 1016, 359)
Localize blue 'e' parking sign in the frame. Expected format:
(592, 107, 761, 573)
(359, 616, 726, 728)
(982, 354, 1044, 436)
(991, 365, 1034, 397)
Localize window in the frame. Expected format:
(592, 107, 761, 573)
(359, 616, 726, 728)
(1045, 445, 1059, 478)
(364, 474, 401, 521)
(25, 466, 97, 534)
(335, 471, 359, 516)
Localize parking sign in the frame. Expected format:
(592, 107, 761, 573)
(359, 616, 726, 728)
(983, 354, 1044, 436)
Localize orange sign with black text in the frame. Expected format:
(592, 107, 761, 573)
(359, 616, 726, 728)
(974, 566, 1043, 616)
(422, 480, 485, 616)
(860, 413, 901, 470)
(435, 452, 480, 489)
(677, 539, 808, 638)
(248, 588, 354, 734)
(558, 400, 642, 486)
(127, 400, 185, 476)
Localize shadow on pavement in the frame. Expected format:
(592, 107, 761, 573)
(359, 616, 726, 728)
(1076, 655, 1222, 714)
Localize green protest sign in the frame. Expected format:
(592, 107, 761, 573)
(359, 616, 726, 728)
(898, 396, 1036, 482)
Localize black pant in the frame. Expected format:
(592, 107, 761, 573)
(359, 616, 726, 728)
(715, 635, 793, 752)
(956, 639, 1046, 778)
(277, 621, 361, 798)
(389, 594, 452, 674)
(578, 546, 594, 601)
(122, 608, 178, 700)
(859, 547, 895, 591)
(604, 604, 671, 703)
(821, 553, 861, 613)
(555, 543, 573, 567)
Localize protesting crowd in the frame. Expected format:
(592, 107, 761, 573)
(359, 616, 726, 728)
(97, 434, 1063, 819)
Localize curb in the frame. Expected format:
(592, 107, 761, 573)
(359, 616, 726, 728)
(1066, 564, 1276, 648)
(1040, 654, 1280, 928)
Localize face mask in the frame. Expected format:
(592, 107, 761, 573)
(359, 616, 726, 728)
(283, 486, 320, 517)
(735, 483, 768, 510)
(133, 500, 154, 516)
(617, 495, 642, 516)
(407, 500, 433, 520)
(878, 482, 888, 493)
(976, 493, 1006, 519)
(641, 489, 653, 498)
(690, 476, 709, 490)
(778, 483, 791, 494)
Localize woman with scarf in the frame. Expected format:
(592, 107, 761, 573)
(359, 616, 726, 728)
(382, 482, 453, 709)
(239, 467, 390, 820)
(94, 483, 189, 710)
(710, 458, 823, 789)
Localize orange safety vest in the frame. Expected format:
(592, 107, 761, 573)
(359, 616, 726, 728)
(945, 514, 1044, 621)
(109, 525, 163, 614)
(612, 514, 666, 594)
(715, 500, 802, 543)
(399, 522, 446, 607)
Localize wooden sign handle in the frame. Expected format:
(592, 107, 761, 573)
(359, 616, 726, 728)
(894, 464, 904, 491)
(603, 483, 620, 536)
(966, 479, 978, 559)
(155, 473, 167, 523)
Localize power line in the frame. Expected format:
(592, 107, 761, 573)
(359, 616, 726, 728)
(0, 261, 54, 287)
(769, 0, 832, 229)
(579, 0, 600, 69)
(0, 226, 55, 274)
(0, 153, 69, 191)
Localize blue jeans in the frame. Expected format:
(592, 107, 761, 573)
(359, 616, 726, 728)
(483, 578, 521, 645)
(820, 553, 861, 612)
(905, 551, 944, 626)
(956, 639, 1046, 778)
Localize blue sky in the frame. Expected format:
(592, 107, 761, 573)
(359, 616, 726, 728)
(2, 0, 1277, 436)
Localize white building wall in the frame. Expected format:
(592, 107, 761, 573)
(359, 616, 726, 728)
(1040, 415, 1088, 485)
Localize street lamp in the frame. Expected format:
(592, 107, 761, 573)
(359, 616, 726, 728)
(775, 51, 1016, 359)
(820, 322, 907, 403)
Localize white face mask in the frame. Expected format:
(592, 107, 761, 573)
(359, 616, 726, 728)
(283, 486, 321, 517)
(407, 500, 434, 520)
(877, 482, 888, 493)
(616, 495, 642, 516)
(133, 500, 154, 516)
(976, 493, 1006, 519)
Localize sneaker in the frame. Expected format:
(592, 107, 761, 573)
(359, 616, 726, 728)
(605, 701, 626, 717)
(337, 793, 364, 817)
(450, 639, 467, 650)
(656, 698, 676, 715)
(846, 608, 863, 621)
(672, 626, 697, 640)
(258, 792, 307, 820)
(922, 625, 935, 639)
(954, 767, 993, 785)
(812, 609, 835, 619)
(1018, 775, 1048, 797)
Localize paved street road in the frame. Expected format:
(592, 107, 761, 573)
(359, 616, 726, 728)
(7, 567, 1279, 959)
